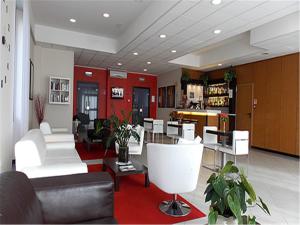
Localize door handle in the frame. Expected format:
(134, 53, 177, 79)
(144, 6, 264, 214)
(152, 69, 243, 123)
(247, 113, 251, 118)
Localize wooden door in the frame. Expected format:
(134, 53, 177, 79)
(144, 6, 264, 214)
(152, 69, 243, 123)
(236, 83, 253, 144)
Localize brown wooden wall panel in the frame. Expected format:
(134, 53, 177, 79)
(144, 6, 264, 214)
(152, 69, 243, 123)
(280, 54, 299, 155)
(252, 61, 267, 148)
(264, 58, 282, 151)
(236, 64, 254, 84)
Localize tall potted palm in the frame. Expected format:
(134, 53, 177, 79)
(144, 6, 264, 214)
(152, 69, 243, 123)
(107, 111, 140, 163)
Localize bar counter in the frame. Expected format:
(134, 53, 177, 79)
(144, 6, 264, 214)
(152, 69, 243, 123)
(174, 109, 221, 137)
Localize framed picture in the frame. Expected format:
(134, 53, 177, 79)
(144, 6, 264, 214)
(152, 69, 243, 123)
(111, 87, 124, 99)
(29, 59, 34, 100)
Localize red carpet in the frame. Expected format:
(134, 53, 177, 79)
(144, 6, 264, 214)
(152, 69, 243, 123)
(76, 143, 116, 160)
(88, 164, 206, 224)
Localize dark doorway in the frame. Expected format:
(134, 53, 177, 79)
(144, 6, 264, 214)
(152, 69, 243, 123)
(132, 87, 150, 125)
(77, 82, 99, 121)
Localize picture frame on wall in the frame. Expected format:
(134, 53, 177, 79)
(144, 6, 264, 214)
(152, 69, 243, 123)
(29, 59, 34, 100)
(111, 87, 124, 99)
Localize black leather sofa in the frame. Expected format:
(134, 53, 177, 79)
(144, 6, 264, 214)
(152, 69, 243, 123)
(0, 171, 117, 224)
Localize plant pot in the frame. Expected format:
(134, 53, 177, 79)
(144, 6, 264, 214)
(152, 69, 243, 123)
(118, 146, 129, 163)
(217, 215, 238, 225)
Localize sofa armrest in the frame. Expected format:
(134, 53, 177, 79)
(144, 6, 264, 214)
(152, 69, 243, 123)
(30, 172, 114, 224)
(20, 163, 88, 178)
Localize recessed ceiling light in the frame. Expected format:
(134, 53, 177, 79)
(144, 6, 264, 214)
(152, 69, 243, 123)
(218, 63, 222, 66)
(211, 0, 222, 5)
(69, 18, 76, 23)
(117, 62, 122, 66)
(144, 69, 147, 72)
(213, 29, 221, 34)
(133, 52, 138, 55)
(171, 50, 177, 53)
(159, 34, 167, 39)
(103, 13, 110, 18)
(147, 61, 151, 65)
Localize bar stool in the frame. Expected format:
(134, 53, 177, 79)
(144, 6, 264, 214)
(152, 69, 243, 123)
(218, 130, 249, 173)
(167, 121, 179, 144)
(202, 126, 219, 171)
(144, 118, 164, 143)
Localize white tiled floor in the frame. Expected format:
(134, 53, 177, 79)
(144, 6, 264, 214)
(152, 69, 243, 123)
(133, 135, 300, 225)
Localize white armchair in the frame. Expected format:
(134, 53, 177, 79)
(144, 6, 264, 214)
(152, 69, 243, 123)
(115, 125, 145, 155)
(147, 139, 203, 216)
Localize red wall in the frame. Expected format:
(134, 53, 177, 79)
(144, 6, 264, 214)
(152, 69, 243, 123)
(74, 66, 157, 120)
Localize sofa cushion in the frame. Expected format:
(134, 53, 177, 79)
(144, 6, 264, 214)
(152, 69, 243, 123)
(0, 171, 43, 224)
(15, 129, 47, 170)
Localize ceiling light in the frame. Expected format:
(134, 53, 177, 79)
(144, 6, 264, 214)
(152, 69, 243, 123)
(211, 0, 222, 5)
(147, 61, 151, 65)
(159, 34, 167, 39)
(171, 50, 177, 53)
(144, 69, 148, 72)
(213, 29, 221, 34)
(262, 52, 269, 55)
(69, 18, 76, 23)
(103, 13, 110, 18)
(218, 63, 222, 66)
(133, 52, 138, 55)
(117, 62, 122, 66)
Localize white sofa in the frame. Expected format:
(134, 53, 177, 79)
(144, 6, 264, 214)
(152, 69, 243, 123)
(15, 129, 87, 178)
(40, 121, 75, 149)
(115, 125, 145, 155)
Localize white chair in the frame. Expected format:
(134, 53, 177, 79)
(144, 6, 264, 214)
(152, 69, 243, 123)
(144, 118, 164, 143)
(218, 130, 249, 164)
(40, 121, 75, 148)
(115, 125, 145, 155)
(166, 121, 179, 143)
(182, 123, 195, 141)
(203, 126, 219, 171)
(147, 139, 203, 216)
(15, 129, 87, 178)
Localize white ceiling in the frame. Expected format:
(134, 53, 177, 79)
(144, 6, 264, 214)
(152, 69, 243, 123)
(31, 0, 151, 39)
(31, 0, 300, 75)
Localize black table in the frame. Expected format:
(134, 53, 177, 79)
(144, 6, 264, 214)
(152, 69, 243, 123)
(102, 157, 150, 191)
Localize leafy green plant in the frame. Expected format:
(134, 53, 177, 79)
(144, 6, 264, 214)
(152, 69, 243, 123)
(181, 70, 190, 82)
(224, 67, 236, 83)
(94, 120, 103, 135)
(106, 110, 140, 148)
(201, 73, 209, 87)
(205, 161, 270, 225)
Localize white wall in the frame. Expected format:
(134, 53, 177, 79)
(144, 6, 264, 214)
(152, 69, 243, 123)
(0, 0, 16, 172)
(32, 46, 74, 131)
(157, 68, 181, 132)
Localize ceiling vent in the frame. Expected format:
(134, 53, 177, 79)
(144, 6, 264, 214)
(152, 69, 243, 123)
(110, 70, 127, 79)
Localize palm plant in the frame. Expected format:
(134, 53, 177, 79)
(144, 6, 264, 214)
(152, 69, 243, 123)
(107, 110, 140, 149)
(205, 161, 270, 224)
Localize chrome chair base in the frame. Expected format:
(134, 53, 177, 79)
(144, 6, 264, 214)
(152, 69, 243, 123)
(159, 200, 191, 217)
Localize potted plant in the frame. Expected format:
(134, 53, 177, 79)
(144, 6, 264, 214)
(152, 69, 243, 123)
(107, 110, 140, 163)
(224, 66, 236, 84)
(219, 113, 229, 131)
(34, 95, 46, 124)
(205, 161, 270, 225)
